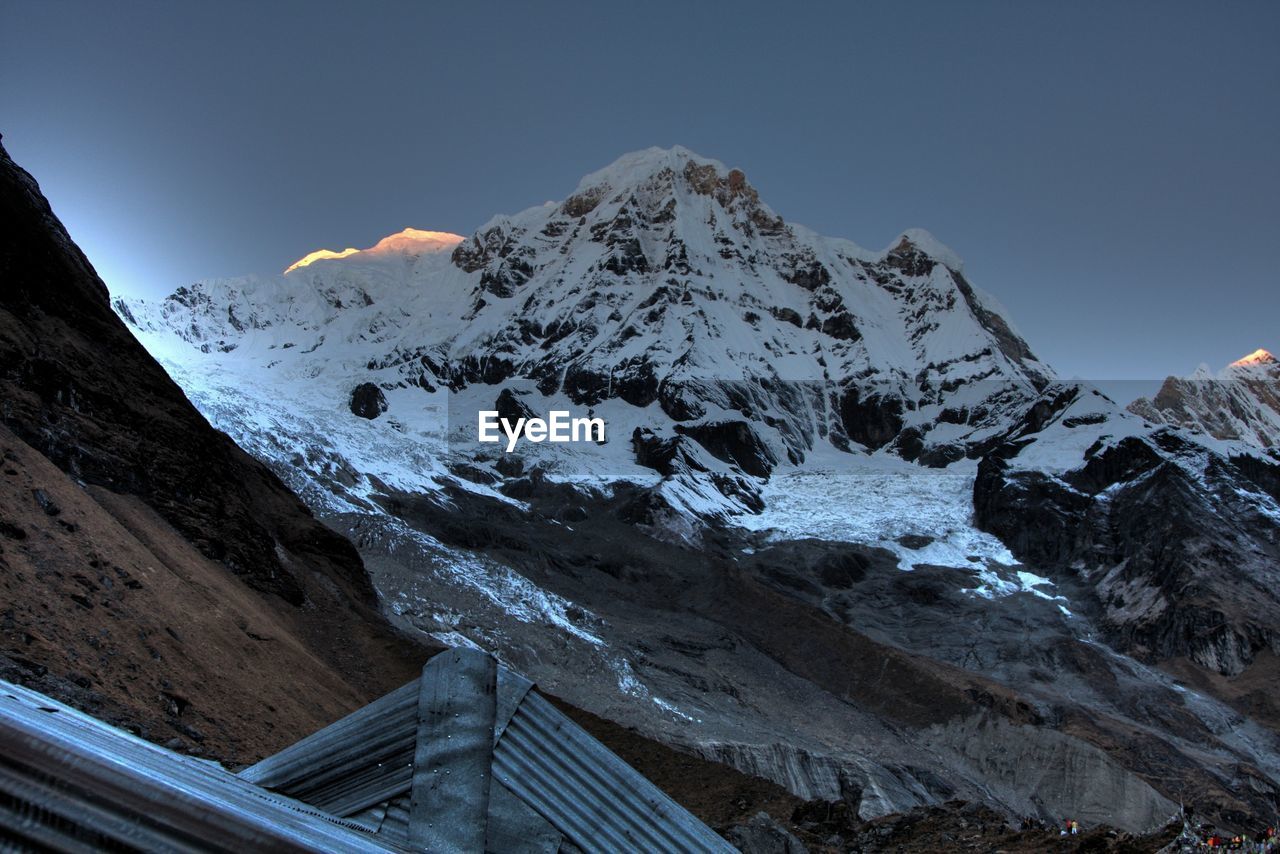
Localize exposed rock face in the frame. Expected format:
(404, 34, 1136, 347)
(1129, 349, 1280, 449)
(838, 387, 906, 451)
(974, 388, 1280, 679)
(494, 387, 536, 424)
(673, 420, 778, 478)
(349, 382, 388, 419)
(920, 715, 1175, 832)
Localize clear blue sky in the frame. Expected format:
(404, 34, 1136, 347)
(2, 0, 1276, 382)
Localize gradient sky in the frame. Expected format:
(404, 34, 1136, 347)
(2, 0, 1276, 384)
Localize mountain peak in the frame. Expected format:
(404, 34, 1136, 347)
(284, 228, 463, 274)
(1229, 348, 1276, 369)
(1130, 347, 1280, 447)
(887, 228, 964, 272)
(573, 145, 729, 194)
(367, 228, 465, 255)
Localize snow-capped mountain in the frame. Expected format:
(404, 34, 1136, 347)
(119, 147, 1052, 499)
(1129, 348, 1280, 450)
(115, 147, 1280, 831)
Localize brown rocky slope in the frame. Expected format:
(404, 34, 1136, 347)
(0, 134, 433, 761)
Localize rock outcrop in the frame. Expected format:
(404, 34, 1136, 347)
(349, 382, 388, 419)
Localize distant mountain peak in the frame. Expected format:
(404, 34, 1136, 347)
(284, 227, 463, 274)
(1129, 347, 1280, 448)
(1229, 347, 1276, 369)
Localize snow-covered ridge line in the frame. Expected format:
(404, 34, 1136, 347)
(284, 227, 463, 274)
(117, 146, 1055, 488)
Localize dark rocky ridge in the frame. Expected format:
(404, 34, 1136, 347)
(1129, 351, 1280, 450)
(0, 140, 375, 608)
(0, 134, 428, 759)
(974, 389, 1280, 683)
(0, 422, 409, 764)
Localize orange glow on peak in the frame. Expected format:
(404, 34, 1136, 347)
(284, 228, 465, 274)
(284, 247, 360, 274)
(1230, 348, 1276, 368)
(370, 228, 465, 253)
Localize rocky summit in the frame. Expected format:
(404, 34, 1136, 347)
(116, 146, 1280, 834)
(1130, 349, 1280, 450)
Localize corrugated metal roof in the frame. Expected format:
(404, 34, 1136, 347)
(243, 649, 736, 853)
(239, 678, 421, 816)
(2, 649, 735, 852)
(493, 691, 733, 854)
(0, 681, 397, 852)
